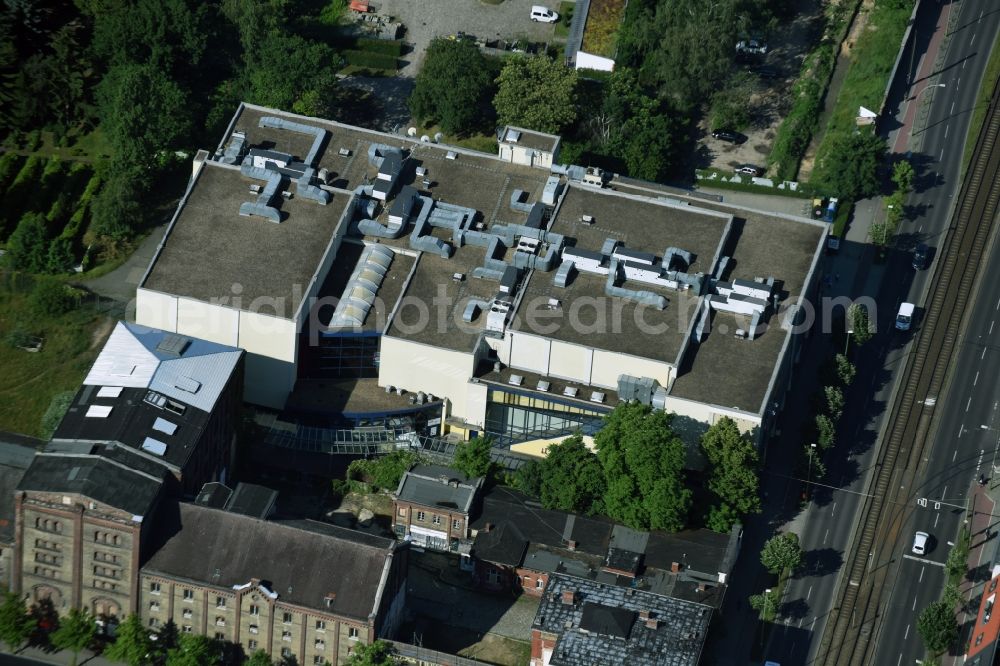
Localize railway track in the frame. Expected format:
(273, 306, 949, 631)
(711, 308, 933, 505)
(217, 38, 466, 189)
(816, 78, 1000, 665)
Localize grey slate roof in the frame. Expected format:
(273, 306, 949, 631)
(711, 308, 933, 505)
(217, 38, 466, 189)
(17, 453, 165, 517)
(394, 465, 482, 514)
(533, 574, 712, 666)
(224, 482, 277, 519)
(143, 503, 399, 619)
(0, 436, 38, 542)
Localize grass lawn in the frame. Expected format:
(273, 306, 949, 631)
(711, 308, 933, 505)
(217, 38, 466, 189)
(580, 0, 625, 58)
(554, 1, 575, 40)
(963, 37, 1000, 174)
(414, 124, 499, 155)
(811, 1, 914, 185)
(0, 274, 110, 437)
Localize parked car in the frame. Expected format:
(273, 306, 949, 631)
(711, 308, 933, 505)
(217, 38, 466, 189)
(895, 302, 915, 331)
(912, 531, 929, 555)
(912, 243, 931, 270)
(530, 5, 558, 22)
(711, 129, 743, 144)
(823, 197, 839, 223)
(735, 164, 763, 176)
(736, 39, 768, 55)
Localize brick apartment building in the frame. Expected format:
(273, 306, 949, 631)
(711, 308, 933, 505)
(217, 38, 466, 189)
(391, 465, 482, 552)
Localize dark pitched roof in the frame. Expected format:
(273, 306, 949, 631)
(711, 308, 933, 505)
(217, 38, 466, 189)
(0, 437, 37, 543)
(143, 503, 399, 619)
(17, 453, 165, 517)
(224, 482, 277, 519)
(472, 522, 528, 567)
(395, 465, 482, 514)
(195, 482, 233, 509)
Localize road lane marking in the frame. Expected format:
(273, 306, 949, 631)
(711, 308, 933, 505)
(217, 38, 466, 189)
(952, 101, 957, 114)
(971, 33, 976, 46)
(996, 296, 1000, 310)
(904, 624, 910, 640)
(935, 512, 940, 528)
(945, 124, 949, 138)
(957, 77, 961, 91)
(897, 654, 902, 666)
(968, 397, 973, 412)
(975, 371, 980, 385)
(991, 320, 995, 334)
(832, 502, 837, 516)
(985, 347, 989, 360)
(919, 565, 925, 582)
(807, 585, 812, 601)
(960, 425, 965, 438)
(824, 528, 829, 544)
(940, 147, 945, 161)
(912, 595, 918, 610)
(798, 618, 803, 628)
(954, 449, 959, 462)
(906, 555, 945, 567)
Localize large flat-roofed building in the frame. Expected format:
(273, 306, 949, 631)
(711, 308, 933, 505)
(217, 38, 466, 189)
(138, 103, 826, 450)
(12, 322, 244, 618)
(140, 502, 407, 665)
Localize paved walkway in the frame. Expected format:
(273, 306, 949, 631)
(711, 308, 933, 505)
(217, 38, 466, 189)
(0, 645, 115, 666)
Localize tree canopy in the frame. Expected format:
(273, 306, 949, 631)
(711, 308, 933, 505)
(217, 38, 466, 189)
(50, 607, 97, 666)
(494, 55, 579, 135)
(531, 434, 606, 515)
(595, 402, 691, 531)
(245, 650, 275, 666)
(0, 590, 33, 651)
(409, 38, 495, 135)
(166, 633, 217, 666)
(917, 601, 957, 654)
(453, 436, 494, 480)
(820, 130, 886, 200)
(760, 532, 803, 574)
(700, 417, 761, 532)
(345, 639, 400, 666)
(103, 613, 152, 666)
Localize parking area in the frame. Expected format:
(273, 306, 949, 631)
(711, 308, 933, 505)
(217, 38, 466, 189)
(374, 0, 564, 77)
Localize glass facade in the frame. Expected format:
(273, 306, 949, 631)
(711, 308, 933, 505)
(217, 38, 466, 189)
(484, 389, 607, 444)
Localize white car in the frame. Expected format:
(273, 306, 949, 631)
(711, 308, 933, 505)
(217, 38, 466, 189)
(912, 531, 929, 555)
(530, 5, 559, 22)
(895, 302, 915, 331)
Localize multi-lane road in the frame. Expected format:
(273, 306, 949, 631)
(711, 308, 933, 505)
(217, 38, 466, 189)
(757, 1, 1000, 664)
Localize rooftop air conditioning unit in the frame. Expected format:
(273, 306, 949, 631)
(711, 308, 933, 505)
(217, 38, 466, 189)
(563, 387, 579, 398)
(509, 375, 524, 387)
(589, 391, 606, 404)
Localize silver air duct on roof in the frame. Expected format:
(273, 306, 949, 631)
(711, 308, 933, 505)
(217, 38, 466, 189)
(239, 162, 284, 223)
(257, 116, 331, 205)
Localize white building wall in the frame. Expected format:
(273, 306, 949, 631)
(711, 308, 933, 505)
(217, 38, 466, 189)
(378, 336, 477, 421)
(136, 289, 178, 332)
(465, 381, 488, 428)
(509, 333, 551, 375)
(176, 298, 240, 346)
(590, 350, 672, 389)
(547, 340, 594, 383)
(658, 394, 761, 436)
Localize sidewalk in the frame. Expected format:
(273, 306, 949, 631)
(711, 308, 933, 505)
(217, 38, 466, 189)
(0, 645, 115, 666)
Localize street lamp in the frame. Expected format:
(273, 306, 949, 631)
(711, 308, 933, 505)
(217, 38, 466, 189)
(806, 442, 817, 501)
(844, 325, 854, 356)
(912, 82, 946, 102)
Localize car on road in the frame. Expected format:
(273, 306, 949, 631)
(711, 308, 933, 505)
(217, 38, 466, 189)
(735, 164, 763, 176)
(530, 5, 558, 22)
(912, 243, 931, 270)
(912, 531, 929, 555)
(711, 129, 743, 143)
(895, 302, 915, 331)
(736, 39, 768, 55)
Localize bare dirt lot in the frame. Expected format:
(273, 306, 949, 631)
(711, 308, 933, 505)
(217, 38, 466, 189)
(696, 0, 826, 177)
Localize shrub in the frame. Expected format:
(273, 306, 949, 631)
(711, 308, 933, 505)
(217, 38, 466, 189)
(356, 38, 404, 57)
(40, 391, 76, 440)
(30, 278, 81, 316)
(343, 50, 398, 71)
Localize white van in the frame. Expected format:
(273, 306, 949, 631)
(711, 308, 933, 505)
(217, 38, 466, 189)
(895, 302, 915, 331)
(530, 5, 559, 22)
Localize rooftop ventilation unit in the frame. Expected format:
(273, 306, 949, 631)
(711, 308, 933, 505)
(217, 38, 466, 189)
(174, 376, 202, 394)
(509, 375, 524, 387)
(537, 380, 550, 392)
(446, 151, 458, 160)
(141, 437, 168, 457)
(97, 386, 123, 399)
(505, 129, 522, 143)
(581, 214, 595, 225)
(152, 417, 178, 436)
(563, 387, 579, 398)
(144, 391, 167, 409)
(590, 391, 606, 404)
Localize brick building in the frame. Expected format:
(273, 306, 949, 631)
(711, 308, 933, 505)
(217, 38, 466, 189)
(139, 502, 407, 665)
(12, 322, 243, 618)
(391, 465, 482, 552)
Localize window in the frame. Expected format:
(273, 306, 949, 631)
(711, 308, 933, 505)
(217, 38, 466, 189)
(315, 620, 326, 632)
(348, 627, 359, 641)
(249, 604, 260, 616)
(313, 657, 325, 665)
(182, 625, 193, 634)
(216, 617, 225, 627)
(150, 582, 161, 594)
(314, 640, 325, 650)
(281, 648, 291, 658)
(249, 625, 259, 635)
(397, 507, 406, 516)
(149, 618, 159, 628)
(216, 596, 226, 609)
(282, 630, 292, 642)
(535, 578, 544, 590)
(452, 519, 462, 530)
(248, 640, 258, 650)
(416, 511, 425, 521)
(432, 515, 441, 526)
(182, 609, 192, 619)
(283, 612, 293, 624)
(183, 589, 194, 601)
(149, 602, 160, 612)
(215, 632, 225, 640)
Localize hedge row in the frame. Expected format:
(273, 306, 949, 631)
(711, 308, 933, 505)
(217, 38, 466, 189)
(356, 38, 403, 57)
(343, 49, 398, 71)
(0, 156, 44, 242)
(60, 172, 102, 250)
(0, 153, 24, 193)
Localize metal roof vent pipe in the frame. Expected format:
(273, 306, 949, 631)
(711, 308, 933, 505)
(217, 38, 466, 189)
(493, 361, 502, 373)
(417, 391, 426, 404)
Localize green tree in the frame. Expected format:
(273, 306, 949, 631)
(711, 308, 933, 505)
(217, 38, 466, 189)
(50, 607, 96, 666)
(815, 414, 835, 450)
(513, 459, 544, 497)
(749, 588, 779, 622)
(709, 71, 755, 131)
(166, 633, 217, 666)
(46, 237, 76, 274)
(30, 279, 80, 317)
(822, 130, 885, 201)
(103, 613, 152, 666)
(802, 444, 826, 481)
(824, 386, 844, 420)
(848, 303, 874, 345)
(5, 212, 48, 272)
(347, 451, 421, 492)
(595, 402, 691, 531)
(91, 0, 209, 73)
(535, 434, 605, 515)
(892, 159, 915, 194)
(835, 354, 856, 386)
(917, 601, 957, 654)
(0, 590, 33, 651)
(244, 32, 340, 112)
(760, 532, 803, 574)
(453, 436, 494, 480)
(409, 38, 495, 135)
(700, 417, 761, 531)
(945, 528, 970, 582)
(345, 639, 399, 666)
(40, 390, 75, 439)
(245, 650, 274, 666)
(494, 55, 579, 134)
(90, 164, 146, 239)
